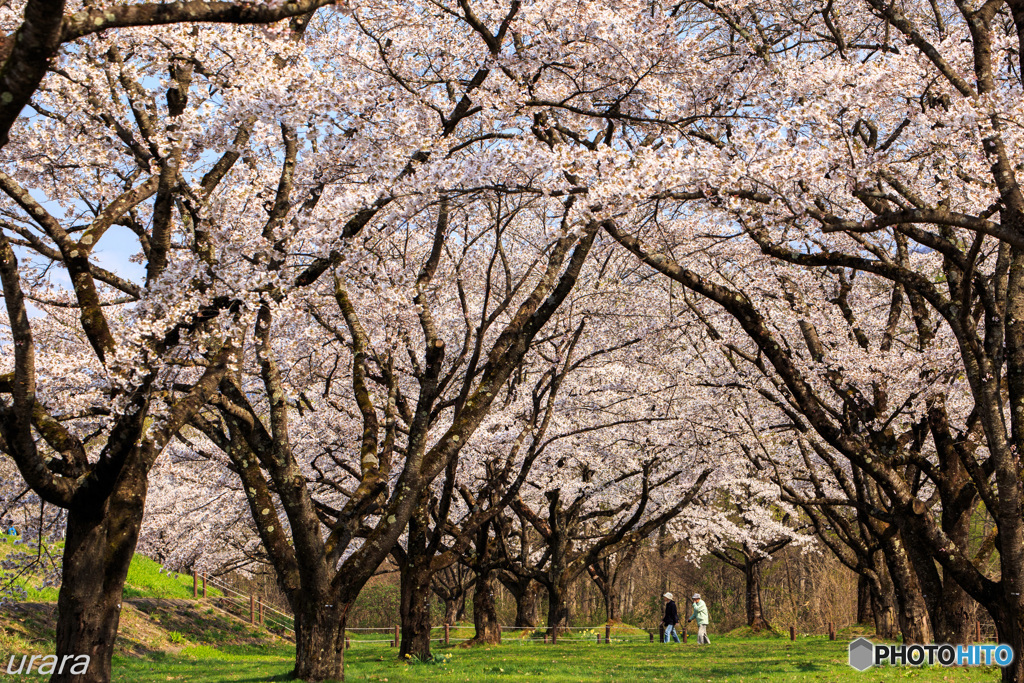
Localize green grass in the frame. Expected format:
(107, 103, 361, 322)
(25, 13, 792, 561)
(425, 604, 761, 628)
(0, 538, 61, 600)
(93, 636, 1004, 683)
(0, 542, 221, 601)
(123, 554, 222, 599)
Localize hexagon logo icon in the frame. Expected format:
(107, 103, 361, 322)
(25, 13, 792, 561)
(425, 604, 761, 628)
(848, 637, 874, 671)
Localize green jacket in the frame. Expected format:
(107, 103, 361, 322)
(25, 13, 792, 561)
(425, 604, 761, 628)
(689, 600, 709, 625)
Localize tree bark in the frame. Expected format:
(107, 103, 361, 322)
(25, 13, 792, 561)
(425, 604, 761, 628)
(605, 583, 620, 622)
(456, 593, 467, 623)
(546, 580, 570, 634)
(443, 598, 458, 626)
(52, 475, 146, 683)
(989, 601, 1024, 683)
(399, 561, 434, 660)
(902, 527, 945, 639)
(292, 599, 346, 682)
(938, 576, 975, 644)
(503, 576, 542, 628)
(745, 558, 771, 631)
(869, 572, 899, 640)
(471, 569, 501, 644)
(882, 534, 933, 644)
(904, 523, 977, 644)
(857, 574, 873, 625)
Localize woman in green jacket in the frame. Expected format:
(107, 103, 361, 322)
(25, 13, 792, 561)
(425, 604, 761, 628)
(687, 594, 710, 645)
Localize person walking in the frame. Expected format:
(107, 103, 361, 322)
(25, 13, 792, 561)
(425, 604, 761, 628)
(688, 593, 711, 645)
(662, 592, 681, 643)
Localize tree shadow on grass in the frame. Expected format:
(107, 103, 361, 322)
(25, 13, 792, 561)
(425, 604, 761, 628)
(238, 673, 296, 682)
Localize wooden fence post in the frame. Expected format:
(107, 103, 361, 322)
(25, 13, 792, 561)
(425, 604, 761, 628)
(346, 637, 351, 650)
(259, 598, 264, 625)
(445, 624, 450, 646)
(543, 633, 548, 644)
(828, 623, 835, 641)
(394, 625, 399, 648)
(790, 626, 796, 641)
(202, 574, 207, 598)
(605, 624, 611, 644)
(193, 571, 198, 599)
(649, 631, 654, 643)
(682, 628, 687, 643)
(250, 594, 255, 625)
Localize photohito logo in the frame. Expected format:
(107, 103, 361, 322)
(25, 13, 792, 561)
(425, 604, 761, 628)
(848, 637, 1015, 671)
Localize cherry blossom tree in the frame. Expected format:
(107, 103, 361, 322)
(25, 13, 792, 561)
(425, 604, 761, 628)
(0, 11, 345, 680)
(494, 306, 720, 634)
(390, 311, 597, 657)
(0, 0, 338, 152)
(579, 0, 1024, 667)
(188, 188, 599, 679)
(706, 481, 809, 632)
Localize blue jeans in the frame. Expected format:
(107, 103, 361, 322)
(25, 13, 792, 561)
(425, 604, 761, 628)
(663, 624, 681, 643)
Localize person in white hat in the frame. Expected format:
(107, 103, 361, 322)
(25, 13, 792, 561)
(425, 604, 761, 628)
(687, 593, 710, 645)
(661, 592, 680, 643)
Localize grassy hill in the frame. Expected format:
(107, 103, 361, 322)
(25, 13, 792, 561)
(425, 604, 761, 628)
(0, 540, 220, 601)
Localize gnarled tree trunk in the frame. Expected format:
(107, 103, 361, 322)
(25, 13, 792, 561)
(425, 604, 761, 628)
(546, 580, 571, 635)
(869, 570, 899, 640)
(52, 475, 146, 683)
(399, 561, 434, 660)
(471, 569, 501, 644)
(882, 534, 933, 644)
(857, 575, 873, 625)
(398, 508, 435, 661)
(292, 598, 347, 682)
(502, 574, 541, 627)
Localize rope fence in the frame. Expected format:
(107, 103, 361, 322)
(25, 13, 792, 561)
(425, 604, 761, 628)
(185, 571, 1001, 650)
(197, 572, 295, 639)
(183, 574, 682, 649)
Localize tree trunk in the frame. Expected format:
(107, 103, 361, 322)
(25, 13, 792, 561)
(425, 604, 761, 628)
(902, 527, 946, 640)
(745, 558, 770, 631)
(546, 581, 570, 634)
(937, 500, 977, 644)
(605, 584, 619, 622)
(606, 545, 638, 623)
(399, 561, 433, 660)
(987, 600, 1024, 683)
(882, 535, 933, 643)
(857, 574, 873, 625)
(292, 599, 346, 682)
(52, 473, 146, 683)
(937, 577, 975, 645)
(443, 598, 458, 626)
(471, 569, 501, 644)
(869, 574, 899, 640)
(512, 579, 541, 628)
(456, 593, 467, 623)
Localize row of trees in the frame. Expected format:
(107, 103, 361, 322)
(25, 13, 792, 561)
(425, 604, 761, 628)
(2, 1, 1024, 683)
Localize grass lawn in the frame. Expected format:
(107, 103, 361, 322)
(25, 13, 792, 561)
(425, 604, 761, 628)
(0, 542, 220, 601)
(85, 636, 1004, 682)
